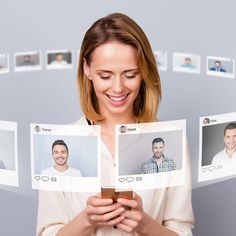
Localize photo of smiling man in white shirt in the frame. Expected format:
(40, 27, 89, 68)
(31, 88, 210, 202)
(212, 123, 236, 164)
(42, 140, 82, 177)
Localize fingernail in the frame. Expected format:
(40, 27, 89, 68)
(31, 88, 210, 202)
(119, 207, 125, 213)
(117, 198, 122, 203)
(106, 199, 113, 204)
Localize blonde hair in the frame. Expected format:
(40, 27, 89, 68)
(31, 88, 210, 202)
(77, 13, 161, 123)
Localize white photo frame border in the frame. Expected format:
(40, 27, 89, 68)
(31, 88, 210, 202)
(173, 52, 201, 74)
(0, 120, 19, 187)
(46, 49, 73, 70)
(115, 120, 187, 190)
(0, 53, 10, 74)
(14, 51, 42, 72)
(153, 50, 168, 71)
(31, 123, 101, 192)
(198, 112, 236, 182)
(206, 56, 235, 79)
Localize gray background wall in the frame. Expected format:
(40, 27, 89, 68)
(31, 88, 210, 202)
(1, 0, 236, 235)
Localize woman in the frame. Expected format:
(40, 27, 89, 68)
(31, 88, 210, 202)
(37, 13, 194, 236)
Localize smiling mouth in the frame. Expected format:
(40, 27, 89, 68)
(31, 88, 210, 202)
(107, 94, 129, 103)
(155, 153, 162, 157)
(227, 144, 236, 148)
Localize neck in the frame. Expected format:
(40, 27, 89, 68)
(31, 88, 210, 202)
(54, 165, 69, 172)
(96, 112, 137, 126)
(226, 148, 236, 158)
(154, 154, 163, 160)
(97, 105, 137, 126)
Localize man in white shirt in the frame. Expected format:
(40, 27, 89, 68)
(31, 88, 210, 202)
(211, 123, 236, 164)
(42, 140, 82, 177)
(50, 53, 68, 66)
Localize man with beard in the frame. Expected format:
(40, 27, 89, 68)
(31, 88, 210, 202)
(141, 137, 176, 174)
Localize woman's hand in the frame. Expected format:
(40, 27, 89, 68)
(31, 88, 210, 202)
(85, 194, 126, 229)
(115, 193, 148, 234)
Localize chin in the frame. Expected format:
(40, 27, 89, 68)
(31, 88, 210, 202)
(108, 105, 133, 115)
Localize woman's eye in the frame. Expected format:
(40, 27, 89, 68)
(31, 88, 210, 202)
(100, 75, 111, 79)
(125, 74, 136, 79)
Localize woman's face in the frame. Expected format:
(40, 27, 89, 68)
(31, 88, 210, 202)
(84, 41, 142, 119)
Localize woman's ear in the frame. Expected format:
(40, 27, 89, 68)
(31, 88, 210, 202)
(83, 58, 92, 80)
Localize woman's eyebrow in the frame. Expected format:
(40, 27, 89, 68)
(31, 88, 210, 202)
(95, 69, 139, 73)
(96, 69, 112, 72)
(123, 69, 139, 73)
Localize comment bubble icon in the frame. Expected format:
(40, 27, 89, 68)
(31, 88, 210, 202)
(41, 176, 50, 182)
(126, 177, 135, 183)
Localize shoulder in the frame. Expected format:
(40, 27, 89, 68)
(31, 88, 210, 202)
(163, 156, 175, 163)
(142, 158, 153, 166)
(41, 167, 53, 175)
(68, 167, 82, 176)
(50, 61, 57, 65)
(212, 149, 225, 162)
(215, 149, 225, 157)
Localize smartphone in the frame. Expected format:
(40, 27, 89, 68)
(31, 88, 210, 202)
(101, 187, 133, 202)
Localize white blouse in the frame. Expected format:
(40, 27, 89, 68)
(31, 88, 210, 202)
(36, 117, 194, 236)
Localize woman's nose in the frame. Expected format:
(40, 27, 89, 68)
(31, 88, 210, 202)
(111, 77, 124, 93)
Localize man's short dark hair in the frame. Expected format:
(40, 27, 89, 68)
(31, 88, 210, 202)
(152, 137, 165, 146)
(52, 140, 68, 153)
(55, 53, 63, 57)
(224, 123, 236, 136)
(215, 60, 221, 65)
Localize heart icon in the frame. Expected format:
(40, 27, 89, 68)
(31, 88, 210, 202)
(34, 176, 40, 181)
(119, 177, 125, 182)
